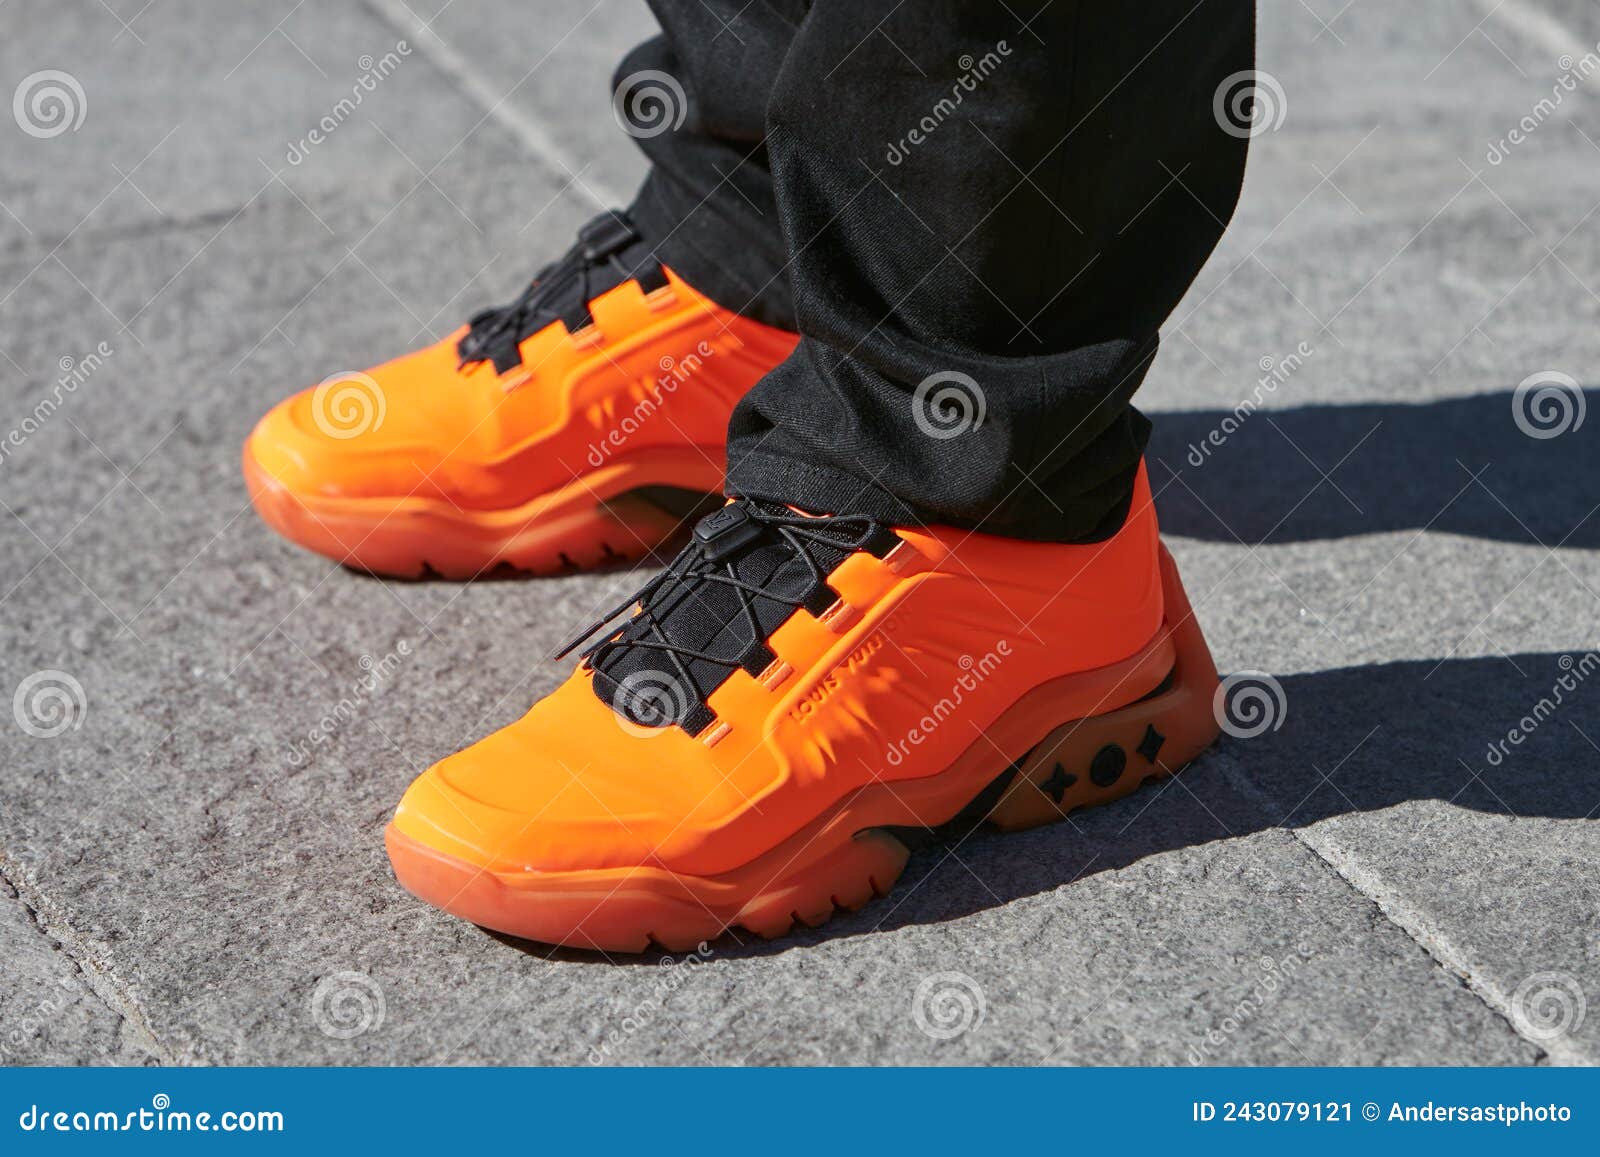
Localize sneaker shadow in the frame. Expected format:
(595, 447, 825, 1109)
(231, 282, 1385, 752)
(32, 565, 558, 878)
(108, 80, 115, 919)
(1143, 387, 1598, 547)
(798, 650, 1599, 951)
(497, 651, 1598, 964)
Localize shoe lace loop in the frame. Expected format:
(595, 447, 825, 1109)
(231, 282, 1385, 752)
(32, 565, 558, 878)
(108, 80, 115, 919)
(555, 502, 893, 729)
(457, 210, 653, 372)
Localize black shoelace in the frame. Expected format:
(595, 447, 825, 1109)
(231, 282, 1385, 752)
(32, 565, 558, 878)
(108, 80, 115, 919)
(456, 209, 665, 374)
(555, 501, 899, 735)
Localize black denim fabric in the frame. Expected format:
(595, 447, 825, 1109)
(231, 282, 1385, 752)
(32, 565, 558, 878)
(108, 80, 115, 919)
(623, 1, 1255, 541)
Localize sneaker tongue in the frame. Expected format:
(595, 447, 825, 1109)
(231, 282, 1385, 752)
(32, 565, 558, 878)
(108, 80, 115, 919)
(590, 501, 856, 734)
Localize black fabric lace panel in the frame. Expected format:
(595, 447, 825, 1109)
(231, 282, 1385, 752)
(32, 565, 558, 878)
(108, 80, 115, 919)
(556, 501, 900, 736)
(456, 209, 668, 374)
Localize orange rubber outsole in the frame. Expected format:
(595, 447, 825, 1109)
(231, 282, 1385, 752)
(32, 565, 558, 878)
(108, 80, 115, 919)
(385, 548, 1222, 952)
(242, 439, 723, 579)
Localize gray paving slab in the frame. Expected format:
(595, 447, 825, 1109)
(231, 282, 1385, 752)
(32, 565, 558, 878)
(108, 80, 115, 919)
(1174, 535, 1600, 1064)
(1148, 1, 1600, 417)
(2, 0, 519, 240)
(1, 0, 1598, 1066)
(0, 882, 154, 1065)
(1145, 0, 1600, 1064)
(365, 0, 652, 209)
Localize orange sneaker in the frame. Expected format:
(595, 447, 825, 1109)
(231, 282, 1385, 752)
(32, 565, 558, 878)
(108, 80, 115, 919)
(243, 211, 797, 577)
(385, 463, 1222, 951)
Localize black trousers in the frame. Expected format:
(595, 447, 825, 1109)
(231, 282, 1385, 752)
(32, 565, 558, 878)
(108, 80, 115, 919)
(624, 1, 1255, 542)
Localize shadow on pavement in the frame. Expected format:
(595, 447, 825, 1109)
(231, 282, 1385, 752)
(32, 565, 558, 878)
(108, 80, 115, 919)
(1145, 387, 1598, 547)
(851, 650, 1600, 945)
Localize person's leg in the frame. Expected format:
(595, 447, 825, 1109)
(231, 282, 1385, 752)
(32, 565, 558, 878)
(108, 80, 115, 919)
(727, 0, 1255, 541)
(623, 0, 806, 331)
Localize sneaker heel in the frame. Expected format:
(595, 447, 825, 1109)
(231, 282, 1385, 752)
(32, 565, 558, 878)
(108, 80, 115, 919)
(988, 546, 1222, 830)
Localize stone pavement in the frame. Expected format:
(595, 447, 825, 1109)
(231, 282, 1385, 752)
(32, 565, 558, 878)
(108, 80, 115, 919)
(1, 0, 1597, 1065)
